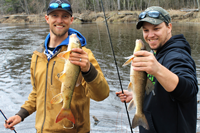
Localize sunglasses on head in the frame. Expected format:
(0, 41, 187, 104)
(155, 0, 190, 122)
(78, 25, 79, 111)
(139, 10, 169, 24)
(49, 3, 71, 10)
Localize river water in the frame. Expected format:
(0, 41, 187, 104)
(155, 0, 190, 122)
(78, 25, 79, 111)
(0, 22, 200, 133)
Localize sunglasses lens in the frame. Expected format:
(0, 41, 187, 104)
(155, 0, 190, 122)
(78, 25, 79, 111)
(61, 3, 71, 10)
(138, 10, 169, 24)
(148, 11, 160, 18)
(49, 3, 59, 9)
(139, 12, 147, 19)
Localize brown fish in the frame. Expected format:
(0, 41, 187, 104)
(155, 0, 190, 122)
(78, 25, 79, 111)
(50, 34, 82, 125)
(123, 39, 154, 130)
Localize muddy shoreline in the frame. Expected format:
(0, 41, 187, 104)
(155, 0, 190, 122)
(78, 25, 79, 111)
(0, 10, 200, 24)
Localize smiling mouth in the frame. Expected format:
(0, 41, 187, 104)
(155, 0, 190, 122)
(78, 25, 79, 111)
(54, 24, 65, 28)
(149, 39, 158, 42)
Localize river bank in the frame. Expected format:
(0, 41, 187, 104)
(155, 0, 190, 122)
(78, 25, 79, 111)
(1, 9, 200, 24)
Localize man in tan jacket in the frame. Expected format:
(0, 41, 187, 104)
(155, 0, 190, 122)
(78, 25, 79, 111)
(4, 0, 109, 132)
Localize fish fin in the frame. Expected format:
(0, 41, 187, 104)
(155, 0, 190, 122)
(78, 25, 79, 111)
(145, 79, 155, 95)
(51, 93, 63, 104)
(124, 55, 135, 59)
(122, 58, 133, 66)
(132, 114, 149, 130)
(127, 99, 135, 111)
(127, 82, 133, 92)
(56, 72, 66, 83)
(57, 50, 71, 60)
(56, 108, 75, 124)
(75, 72, 82, 87)
(122, 55, 134, 66)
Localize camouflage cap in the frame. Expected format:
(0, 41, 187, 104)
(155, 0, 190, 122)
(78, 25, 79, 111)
(136, 6, 171, 29)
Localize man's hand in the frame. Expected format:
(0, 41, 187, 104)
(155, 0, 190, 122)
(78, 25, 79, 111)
(4, 115, 22, 130)
(116, 90, 133, 103)
(132, 51, 161, 76)
(69, 48, 90, 72)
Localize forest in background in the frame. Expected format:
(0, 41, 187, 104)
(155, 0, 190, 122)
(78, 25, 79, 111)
(0, 0, 200, 15)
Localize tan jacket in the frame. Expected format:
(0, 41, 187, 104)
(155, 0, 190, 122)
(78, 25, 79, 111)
(18, 44, 109, 133)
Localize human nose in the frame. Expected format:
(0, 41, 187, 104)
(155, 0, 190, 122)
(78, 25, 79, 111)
(148, 30, 155, 37)
(57, 16, 63, 23)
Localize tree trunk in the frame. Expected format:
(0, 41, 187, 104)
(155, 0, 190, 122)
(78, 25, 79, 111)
(95, 0, 100, 12)
(135, 0, 138, 10)
(24, 0, 29, 15)
(132, 1, 135, 10)
(123, 0, 126, 10)
(127, 0, 129, 10)
(118, 0, 120, 11)
(43, 0, 46, 13)
(0, 0, 4, 15)
(148, 0, 151, 7)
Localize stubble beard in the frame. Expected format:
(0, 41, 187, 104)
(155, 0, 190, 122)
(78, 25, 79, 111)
(51, 29, 68, 37)
(150, 43, 163, 51)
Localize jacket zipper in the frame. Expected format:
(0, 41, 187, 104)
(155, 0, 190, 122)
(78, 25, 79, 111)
(41, 62, 49, 133)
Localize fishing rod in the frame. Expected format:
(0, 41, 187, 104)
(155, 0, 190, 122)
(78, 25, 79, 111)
(100, 1, 133, 133)
(0, 109, 17, 133)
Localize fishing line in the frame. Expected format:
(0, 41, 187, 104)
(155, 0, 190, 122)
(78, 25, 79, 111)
(0, 109, 17, 133)
(100, 1, 133, 133)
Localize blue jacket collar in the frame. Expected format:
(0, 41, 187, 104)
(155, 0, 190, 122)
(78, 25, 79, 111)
(44, 28, 87, 61)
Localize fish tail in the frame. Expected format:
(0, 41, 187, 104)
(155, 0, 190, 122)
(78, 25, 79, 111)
(132, 114, 149, 130)
(56, 108, 75, 124)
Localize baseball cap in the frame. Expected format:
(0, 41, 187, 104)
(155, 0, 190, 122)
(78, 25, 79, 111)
(47, 0, 73, 16)
(136, 6, 171, 29)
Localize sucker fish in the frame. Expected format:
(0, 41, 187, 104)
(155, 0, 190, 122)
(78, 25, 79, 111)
(123, 39, 154, 130)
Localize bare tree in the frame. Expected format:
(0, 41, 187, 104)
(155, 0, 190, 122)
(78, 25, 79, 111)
(18, 0, 29, 14)
(1, 0, 200, 15)
(118, 0, 120, 10)
(24, 0, 29, 14)
(123, 0, 126, 10)
(43, 0, 47, 13)
(127, 0, 131, 10)
(148, 0, 151, 7)
(0, 0, 4, 15)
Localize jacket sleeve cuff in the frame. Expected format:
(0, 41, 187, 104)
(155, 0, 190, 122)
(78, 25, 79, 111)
(169, 76, 188, 101)
(16, 108, 30, 121)
(82, 63, 98, 82)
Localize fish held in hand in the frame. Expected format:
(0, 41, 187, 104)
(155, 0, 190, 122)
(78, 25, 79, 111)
(123, 39, 154, 130)
(51, 34, 82, 125)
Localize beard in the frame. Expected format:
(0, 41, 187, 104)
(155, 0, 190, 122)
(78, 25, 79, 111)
(150, 43, 163, 51)
(51, 29, 68, 37)
(50, 24, 69, 37)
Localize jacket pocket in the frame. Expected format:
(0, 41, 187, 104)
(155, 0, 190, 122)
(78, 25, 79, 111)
(139, 111, 157, 133)
(51, 61, 56, 85)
